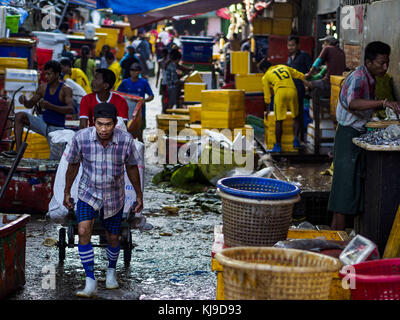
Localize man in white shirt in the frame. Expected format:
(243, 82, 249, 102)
(158, 28, 170, 46)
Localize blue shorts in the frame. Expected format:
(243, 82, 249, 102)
(76, 199, 123, 235)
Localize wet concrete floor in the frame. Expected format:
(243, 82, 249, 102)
(7, 77, 221, 300)
(5, 76, 332, 301)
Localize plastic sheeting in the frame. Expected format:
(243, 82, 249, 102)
(98, 0, 242, 29)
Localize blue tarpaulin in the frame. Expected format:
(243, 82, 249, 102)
(96, 0, 194, 15)
(111, 0, 242, 29)
(70, 0, 97, 9)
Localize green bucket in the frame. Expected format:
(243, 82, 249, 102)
(6, 15, 20, 34)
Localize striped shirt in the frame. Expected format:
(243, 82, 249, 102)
(336, 65, 375, 132)
(66, 126, 138, 219)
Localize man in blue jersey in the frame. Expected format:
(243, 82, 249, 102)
(2, 60, 73, 160)
(117, 62, 154, 125)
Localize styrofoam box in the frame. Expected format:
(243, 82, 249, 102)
(5, 81, 37, 92)
(6, 68, 38, 82)
(307, 124, 335, 140)
(32, 31, 67, 61)
(199, 71, 219, 89)
(7, 91, 34, 112)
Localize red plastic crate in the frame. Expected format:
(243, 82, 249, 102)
(339, 258, 400, 300)
(245, 93, 265, 118)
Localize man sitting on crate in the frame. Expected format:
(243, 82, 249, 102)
(2, 60, 74, 160)
(63, 103, 143, 298)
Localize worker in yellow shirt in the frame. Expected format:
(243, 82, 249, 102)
(106, 52, 122, 90)
(60, 59, 92, 94)
(259, 57, 311, 153)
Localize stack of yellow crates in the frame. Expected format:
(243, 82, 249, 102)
(264, 112, 297, 152)
(201, 90, 246, 129)
(21, 130, 50, 159)
(272, 2, 293, 36)
(230, 50, 263, 93)
(330, 75, 345, 119)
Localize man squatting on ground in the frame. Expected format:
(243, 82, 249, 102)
(63, 103, 143, 298)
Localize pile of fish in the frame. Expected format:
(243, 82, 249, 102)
(357, 124, 400, 146)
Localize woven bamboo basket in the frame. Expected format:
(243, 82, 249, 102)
(215, 247, 341, 300)
(217, 189, 300, 247)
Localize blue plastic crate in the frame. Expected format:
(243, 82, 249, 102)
(217, 176, 300, 200)
(0, 45, 32, 66)
(181, 39, 214, 63)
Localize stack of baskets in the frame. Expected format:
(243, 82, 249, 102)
(215, 176, 341, 300)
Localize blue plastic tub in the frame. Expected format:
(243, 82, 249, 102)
(181, 39, 214, 63)
(217, 176, 300, 200)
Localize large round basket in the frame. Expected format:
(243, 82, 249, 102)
(217, 189, 300, 247)
(215, 247, 341, 300)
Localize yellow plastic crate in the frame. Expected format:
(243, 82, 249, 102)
(116, 42, 125, 60)
(202, 110, 246, 129)
(230, 51, 250, 75)
(252, 18, 272, 35)
(156, 114, 190, 133)
(235, 73, 264, 93)
(184, 71, 204, 83)
(189, 105, 202, 123)
(201, 90, 245, 112)
(184, 83, 207, 102)
(94, 33, 108, 57)
(21, 132, 50, 159)
(186, 124, 253, 138)
(272, 18, 292, 36)
(165, 108, 190, 115)
(330, 75, 346, 87)
(287, 229, 350, 241)
(265, 112, 295, 129)
(0, 57, 28, 72)
(330, 75, 345, 118)
(273, 2, 293, 18)
(96, 28, 119, 48)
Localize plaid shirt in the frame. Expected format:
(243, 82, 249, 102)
(66, 127, 138, 219)
(166, 61, 179, 88)
(336, 65, 376, 132)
